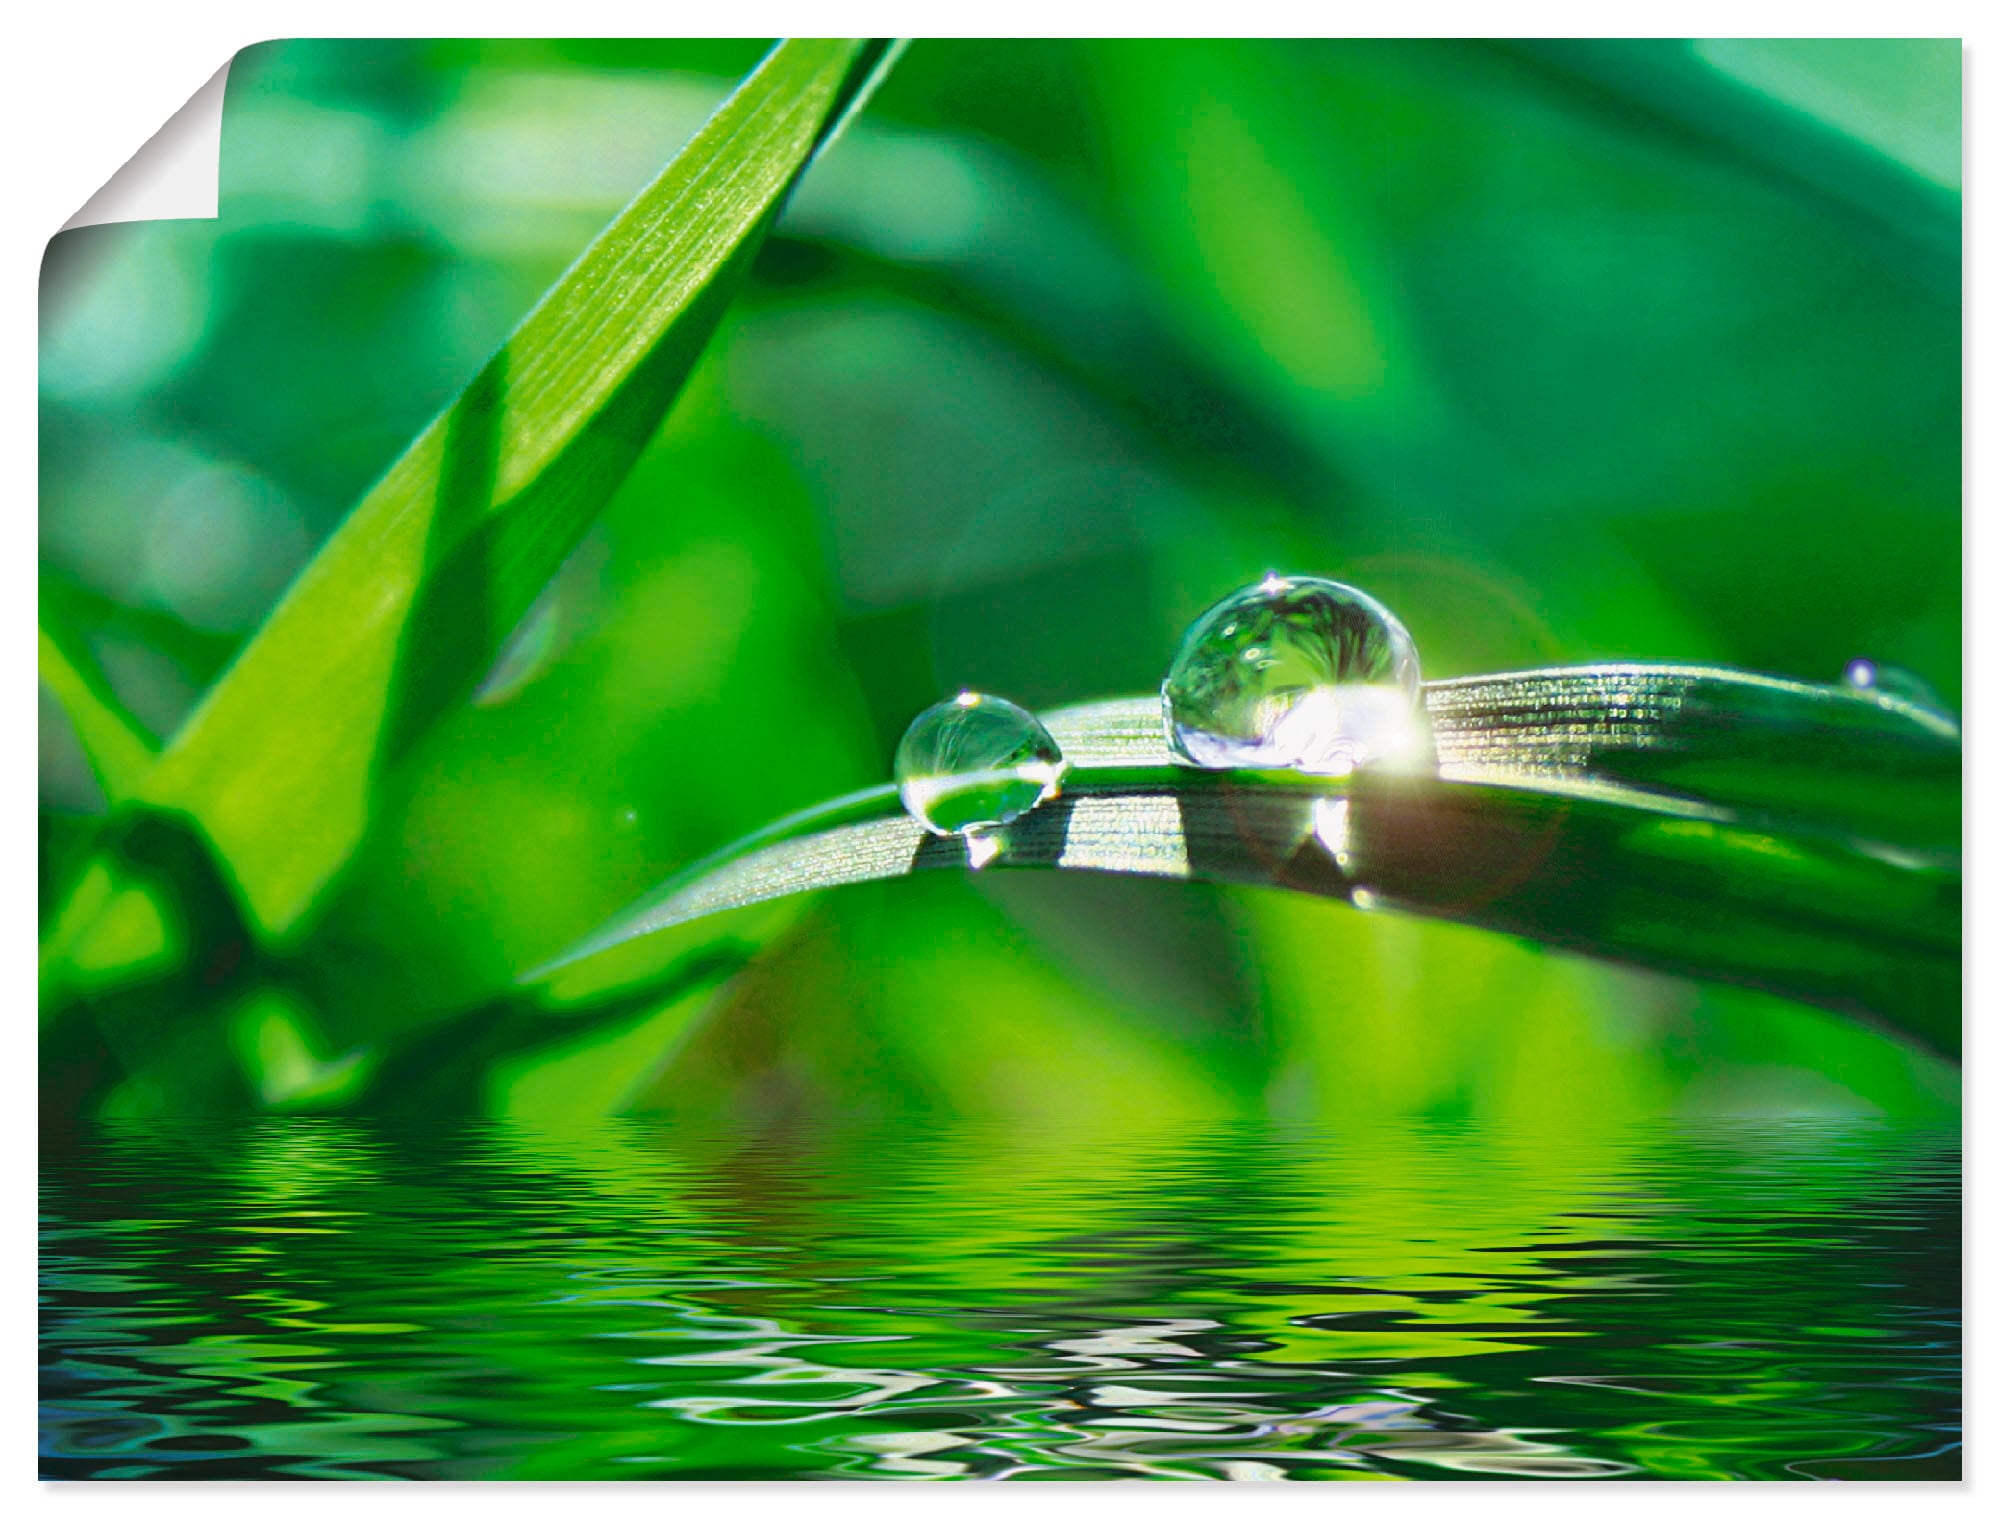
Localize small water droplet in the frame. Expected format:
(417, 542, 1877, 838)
(474, 588, 563, 706)
(1162, 575, 1428, 774)
(1843, 658, 1947, 710)
(894, 692, 1069, 838)
(473, 536, 609, 706)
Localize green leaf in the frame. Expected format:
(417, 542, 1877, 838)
(37, 605, 157, 805)
(536, 665, 1961, 1058)
(1504, 40, 1960, 278)
(78, 38, 900, 946)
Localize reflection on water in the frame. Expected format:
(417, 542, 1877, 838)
(41, 1117, 1958, 1480)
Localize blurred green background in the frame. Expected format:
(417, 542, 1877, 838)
(38, 38, 1961, 1126)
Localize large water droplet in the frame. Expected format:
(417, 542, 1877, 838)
(895, 692, 1069, 838)
(1162, 574, 1428, 774)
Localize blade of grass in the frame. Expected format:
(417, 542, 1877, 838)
(46, 38, 900, 968)
(1499, 40, 1959, 279)
(1040, 665, 1959, 850)
(535, 666, 1961, 1057)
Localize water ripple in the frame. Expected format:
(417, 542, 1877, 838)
(40, 1117, 1959, 1480)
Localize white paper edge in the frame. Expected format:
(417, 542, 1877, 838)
(60, 59, 232, 231)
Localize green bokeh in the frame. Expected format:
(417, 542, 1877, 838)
(38, 39, 1961, 1126)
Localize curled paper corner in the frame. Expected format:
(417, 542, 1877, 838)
(61, 59, 232, 231)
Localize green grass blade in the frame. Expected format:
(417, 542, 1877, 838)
(38, 608, 157, 805)
(98, 38, 898, 942)
(1502, 40, 1960, 278)
(535, 666, 1960, 1057)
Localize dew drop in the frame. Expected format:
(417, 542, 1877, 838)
(1843, 658, 1944, 708)
(1162, 574, 1428, 774)
(473, 594, 561, 706)
(894, 692, 1069, 838)
(1839, 658, 1958, 736)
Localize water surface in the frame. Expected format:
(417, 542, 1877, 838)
(41, 1117, 1959, 1480)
